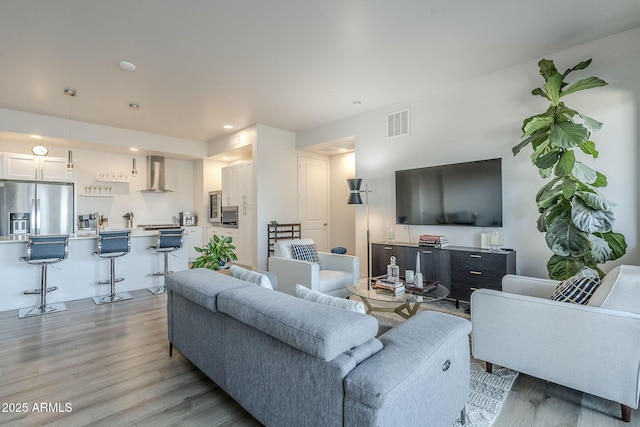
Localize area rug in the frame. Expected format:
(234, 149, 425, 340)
(451, 362, 518, 427)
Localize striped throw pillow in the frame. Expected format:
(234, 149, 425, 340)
(550, 266, 601, 305)
(291, 243, 322, 269)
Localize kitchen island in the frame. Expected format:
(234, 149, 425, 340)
(0, 230, 188, 312)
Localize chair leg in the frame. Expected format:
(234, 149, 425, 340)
(93, 257, 132, 305)
(148, 252, 170, 295)
(622, 404, 631, 423)
(485, 362, 493, 373)
(19, 264, 67, 318)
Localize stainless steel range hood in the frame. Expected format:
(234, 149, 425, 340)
(141, 155, 173, 193)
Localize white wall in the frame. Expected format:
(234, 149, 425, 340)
(254, 124, 298, 270)
(330, 152, 356, 254)
(297, 28, 640, 278)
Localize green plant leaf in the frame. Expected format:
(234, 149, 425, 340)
(561, 178, 578, 199)
(562, 59, 592, 76)
(550, 122, 589, 148)
(523, 115, 554, 136)
(574, 191, 614, 211)
(544, 73, 563, 105)
(591, 171, 607, 187)
(554, 150, 575, 177)
(538, 59, 559, 81)
(595, 231, 627, 260)
(571, 197, 614, 233)
(531, 87, 548, 99)
(555, 103, 579, 121)
(579, 113, 603, 132)
(545, 211, 591, 257)
(547, 255, 584, 280)
(588, 234, 612, 263)
(534, 150, 561, 169)
(572, 161, 597, 184)
(578, 141, 598, 159)
(560, 76, 607, 97)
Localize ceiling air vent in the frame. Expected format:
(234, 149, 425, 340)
(387, 109, 409, 138)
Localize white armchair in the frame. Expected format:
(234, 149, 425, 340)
(267, 238, 359, 297)
(471, 265, 640, 422)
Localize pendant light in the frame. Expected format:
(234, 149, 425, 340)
(64, 88, 77, 172)
(130, 103, 139, 178)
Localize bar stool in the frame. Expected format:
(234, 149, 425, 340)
(148, 228, 184, 295)
(94, 230, 132, 305)
(19, 234, 70, 319)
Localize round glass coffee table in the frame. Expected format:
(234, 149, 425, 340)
(347, 279, 449, 319)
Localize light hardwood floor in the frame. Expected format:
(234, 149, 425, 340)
(0, 290, 637, 427)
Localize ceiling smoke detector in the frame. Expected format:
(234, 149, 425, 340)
(118, 60, 137, 72)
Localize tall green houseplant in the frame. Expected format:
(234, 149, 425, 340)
(513, 58, 626, 280)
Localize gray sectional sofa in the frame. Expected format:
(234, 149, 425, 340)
(166, 268, 472, 427)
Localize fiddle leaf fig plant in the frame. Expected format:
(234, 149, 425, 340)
(191, 234, 238, 270)
(513, 58, 626, 280)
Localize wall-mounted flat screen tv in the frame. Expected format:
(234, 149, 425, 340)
(396, 158, 502, 227)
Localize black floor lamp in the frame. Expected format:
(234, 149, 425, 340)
(347, 178, 372, 289)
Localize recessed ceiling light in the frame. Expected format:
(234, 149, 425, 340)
(352, 101, 362, 106)
(223, 156, 230, 161)
(118, 60, 137, 72)
(223, 125, 233, 129)
(130, 147, 139, 151)
(29, 134, 42, 140)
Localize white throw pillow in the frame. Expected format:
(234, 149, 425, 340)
(230, 265, 273, 290)
(295, 284, 365, 314)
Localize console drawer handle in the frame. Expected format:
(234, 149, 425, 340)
(384, 247, 393, 250)
(470, 271, 482, 275)
(470, 287, 479, 291)
(470, 254, 482, 258)
(422, 250, 432, 254)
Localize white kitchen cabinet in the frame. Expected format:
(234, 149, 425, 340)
(182, 226, 204, 262)
(2, 153, 75, 182)
(221, 162, 252, 206)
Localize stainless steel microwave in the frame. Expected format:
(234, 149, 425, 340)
(221, 206, 239, 228)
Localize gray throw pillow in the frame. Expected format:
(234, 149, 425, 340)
(230, 265, 273, 290)
(295, 284, 365, 314)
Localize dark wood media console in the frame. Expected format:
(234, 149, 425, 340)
(372, 242, 516, 306)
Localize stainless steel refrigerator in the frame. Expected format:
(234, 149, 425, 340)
(0, 181, 74, 236)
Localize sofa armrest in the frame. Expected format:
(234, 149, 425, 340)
(502, 274, 559, 298)
(471, 288, 640, 408)
(318, 252, 359, 279)
(344, 311, 471, 426)
(268, 256, 319, 295)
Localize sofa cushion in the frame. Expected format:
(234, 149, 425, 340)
(165, 268, 254, 312)
(230, 265, 273, 289)
(295, 284, 365, 314)
(550, 266, 600, 305)
(217, 286, 378, 361)
(291, 243, 322, 268)
(589, 265, 640, 315)
(316, 269, 353, 293)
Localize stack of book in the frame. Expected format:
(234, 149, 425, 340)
(418, 234, 449, 247)
(373, 278, 405, 296)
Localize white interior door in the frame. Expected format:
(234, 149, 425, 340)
(298, 154, 329, 252)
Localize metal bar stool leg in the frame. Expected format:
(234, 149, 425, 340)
(19, 264, 67, 319)
(148, 252, 170, 295)
(93, 255, 133, 305)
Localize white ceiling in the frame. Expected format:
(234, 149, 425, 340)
(1, 0, 639, 145)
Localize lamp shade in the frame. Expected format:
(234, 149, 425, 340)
(347, 178, 363, 204)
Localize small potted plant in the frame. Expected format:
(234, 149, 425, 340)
(191, 234, 238, 270)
